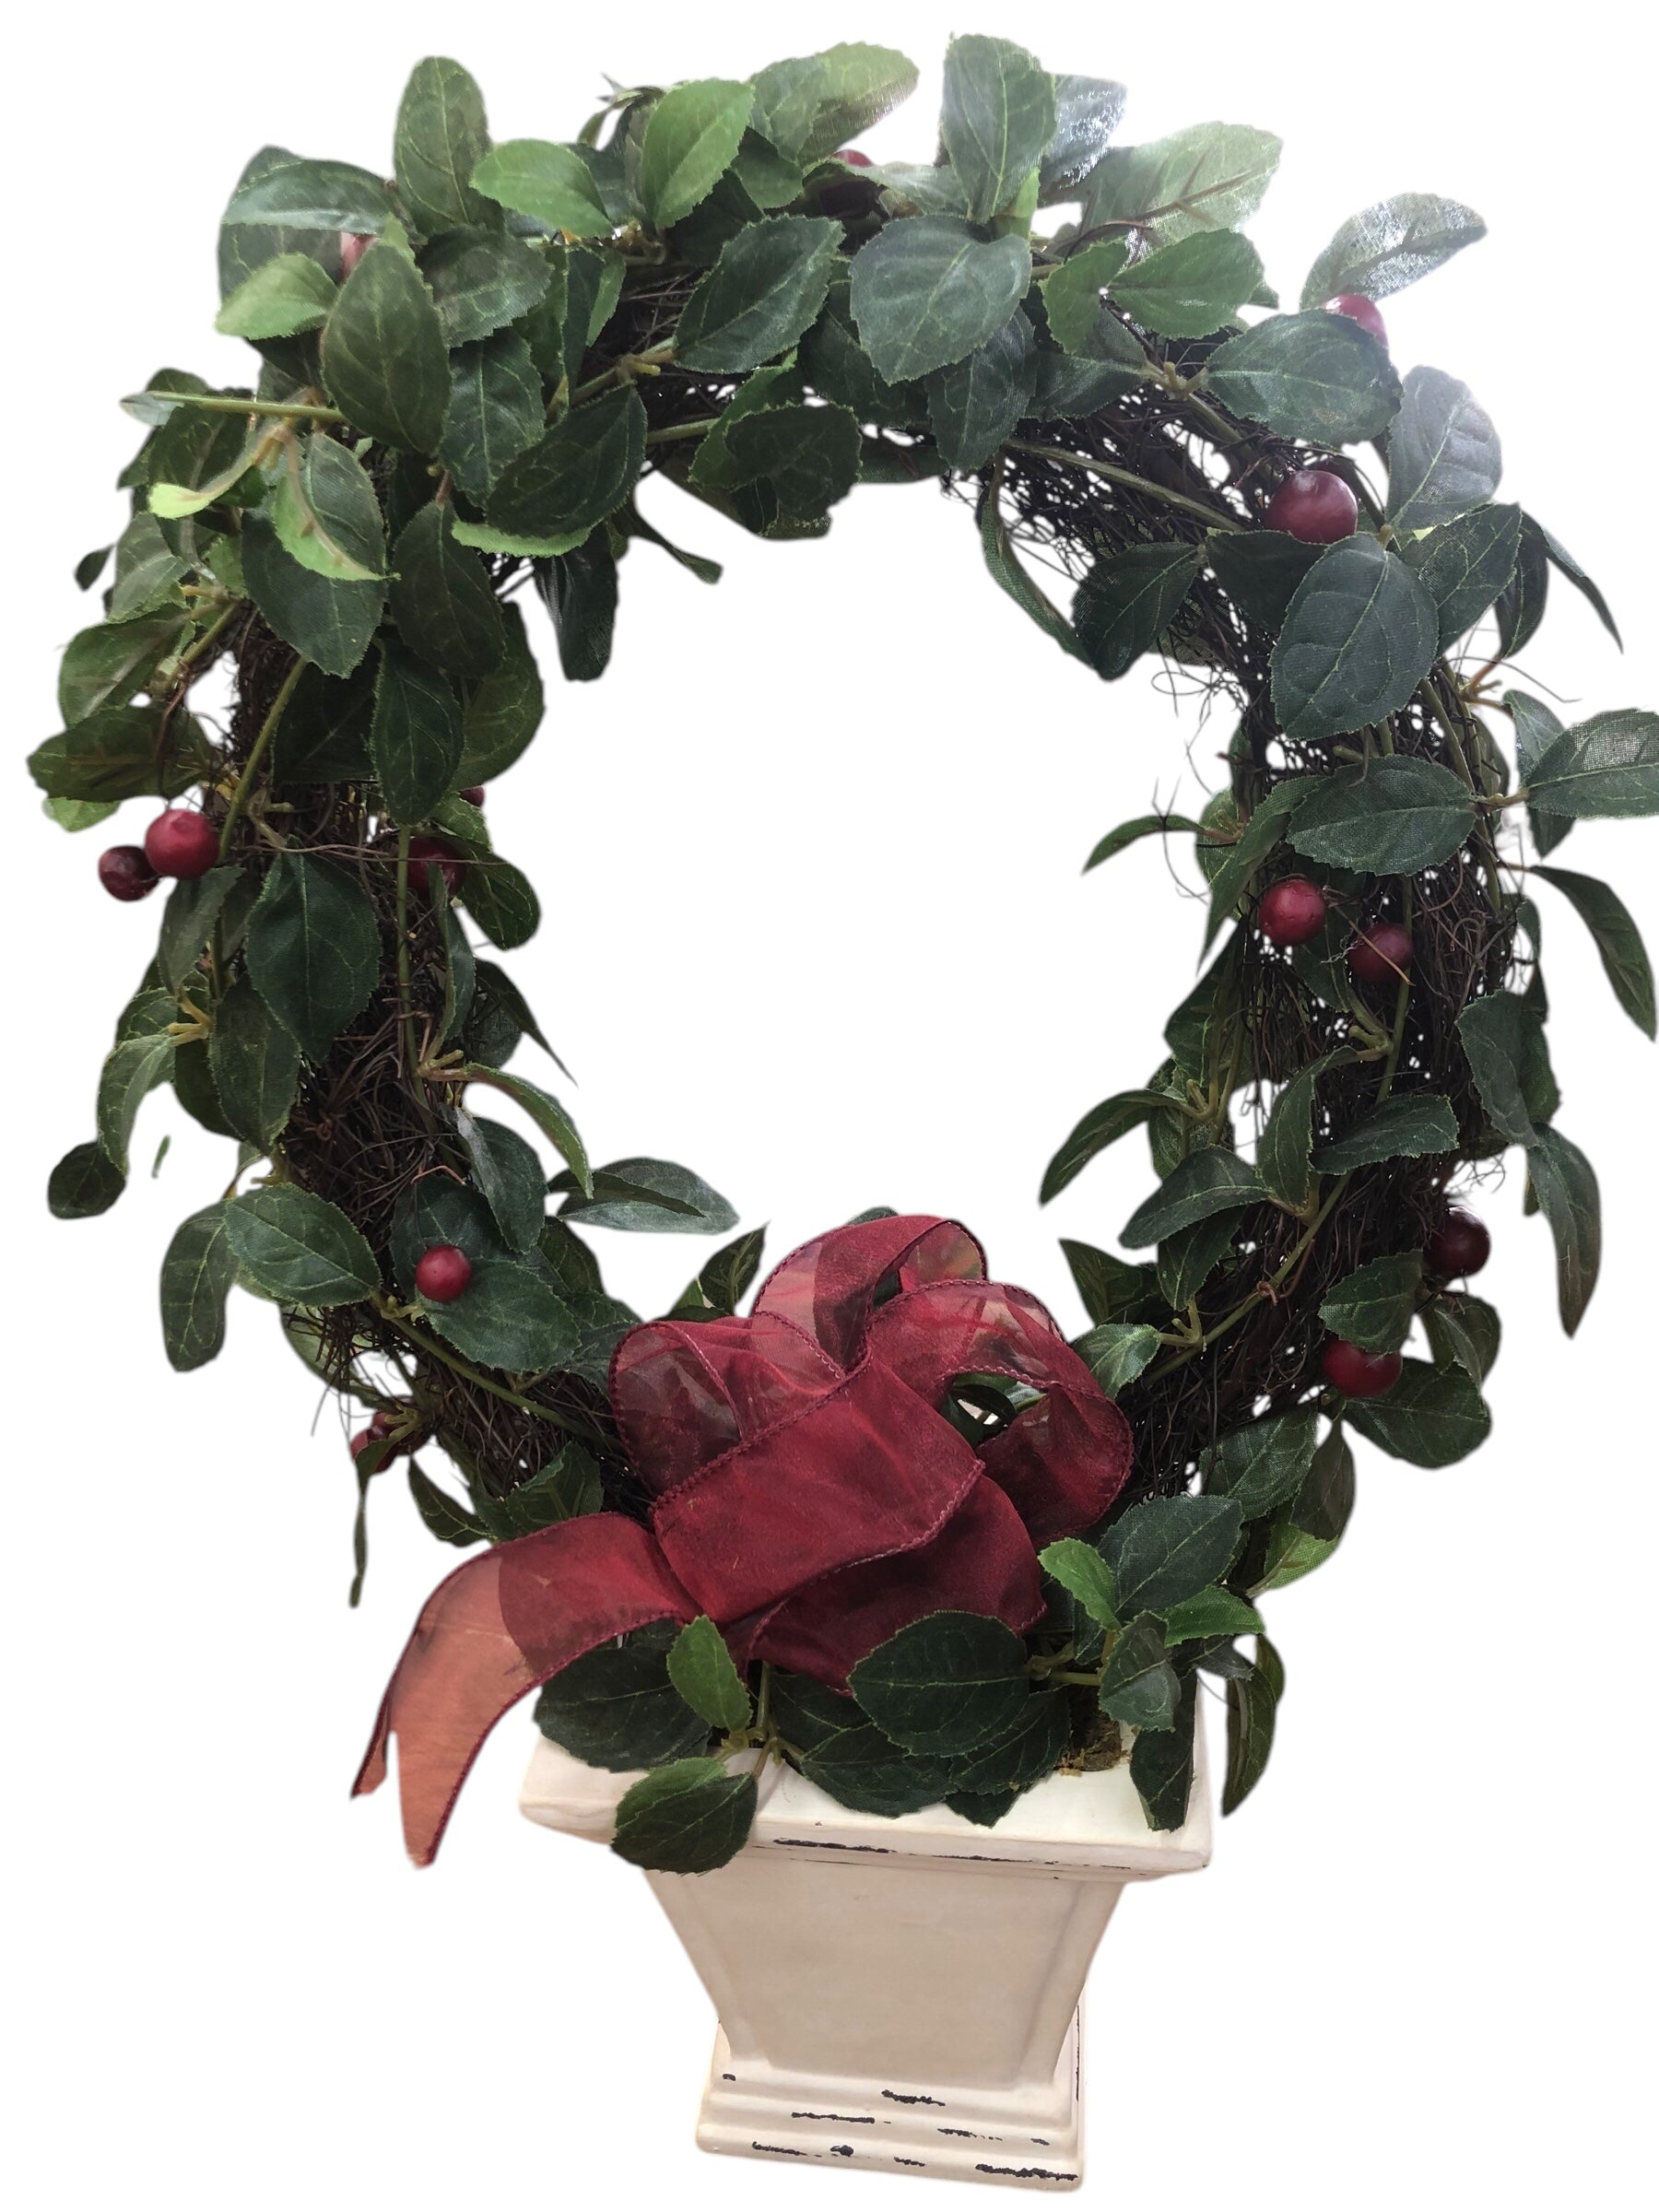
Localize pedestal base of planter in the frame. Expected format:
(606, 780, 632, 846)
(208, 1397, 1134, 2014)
(693, 2010, 1083, 2189)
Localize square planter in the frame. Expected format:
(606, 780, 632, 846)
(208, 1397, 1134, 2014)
(520, 1722, 1210, 2191)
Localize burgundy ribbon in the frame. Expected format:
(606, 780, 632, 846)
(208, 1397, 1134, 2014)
(355, 1215, 1133, 1863)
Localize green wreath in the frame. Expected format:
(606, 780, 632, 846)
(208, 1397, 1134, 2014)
(36, 40, 1657, 1863)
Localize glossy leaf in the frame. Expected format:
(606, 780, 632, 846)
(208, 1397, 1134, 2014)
(1222, 1637, 1282, 1814)
(1287, 753, 1474, 870)
(850, 217, 1032, 382)
(216, 252, 337, 339)
(321, 240, 449, 453)
(223, 151, 395, 233)
(1422, 1294, 1501, 1385)
(226, 1186, 379, 1306)
(750, 43, 918, 165)
(1040, 75, 1126, 199)
(1347, 1356, 1490, 1465)
(1386, 367, 1501, 532)
(1098, 1616, 1180, 1731)
(1132, 1676, 1197, 1830)
(1319, 1251, 1423, 1355)
(939, 35, 1054, 222)
(1205, 311, 1399, 443)
(458, 1111, 546, 1252)
(245, 850, 381, 1061)
(556, 1157, 736, 1235)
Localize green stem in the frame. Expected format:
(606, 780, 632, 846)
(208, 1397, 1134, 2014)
(645, 418, 720, 447)
(139, 391, 348, 424)
(218, 654, 301, 859)
(378, 1306, 606, 1444)
(570, 345, 676, 406)
(1004, 440, 1243, 533)
(174, 599, 241, 676)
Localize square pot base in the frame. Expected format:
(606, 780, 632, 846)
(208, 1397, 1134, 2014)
(695, 2011, 1083, 2190)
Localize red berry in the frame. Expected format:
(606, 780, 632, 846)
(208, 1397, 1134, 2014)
(407, 835, 465, 899)
(1259, 877, 1328, 947)
(834, 148, 873, 167)
(1426, 1207, 1490, 1279)
(415, 1243, 473, 1302)
(98, 845, 159, 901)
(459, 785, 486, 807)
(1322, 1338, 1402, 1398)
(349, 1427, 378, 1461)
(352, 1407, 413, 1461)
(144, 809, 218, 879)
(1327, 293, 1387, 347)
(340, 231, 373, 277)
(1347, 923, 1414, 987)
(1265, 468, 1359, 544)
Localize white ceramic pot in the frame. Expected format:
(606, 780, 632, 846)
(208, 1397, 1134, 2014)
(520, 1724, 1211, 2192)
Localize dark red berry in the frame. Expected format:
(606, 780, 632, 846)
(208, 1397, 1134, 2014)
(459, 785, 486, 806)
(834, 148, 873, 167)
(1259, 877, 1328, 947)
(1327, 293, 1387, 347)
(415, 1243, 473, 1302)
(407, 835, 465, 899)
(144, 809, 218, 879)
(1347, 923, 1414, 986)
(1322, 1338, 1402, 1397)
(1426, 1207, 1490, 1278)
(340, 231, 373, 277)
(1265, 468, 1359, 544)
(99, 845, 159, 901)
(349, 1427, 378, 1461)
(352, 1406, 413, 1461)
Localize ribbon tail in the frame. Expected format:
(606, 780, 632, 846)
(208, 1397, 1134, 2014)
(353, 1512, 693, 1867)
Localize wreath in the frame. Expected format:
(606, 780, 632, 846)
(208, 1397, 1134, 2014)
(37, 40, 1657, 1875)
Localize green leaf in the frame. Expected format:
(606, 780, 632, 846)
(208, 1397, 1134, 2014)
(666, 1617, 752, 1731)
(487, 384, 645, 549)
(245, 850, 382, 1062)
(1158, 1586, 1264, 1641)
(474, 1441, 605, 1538)
(1156, 1211, 1240, 1312)
(459, 1063, 588, 1192)
(1533, 865, 1654, 1038)
(406, 1463, 487, 1547)
(1030, 331, 1144, 418)
(1527, 1124, 1601, 1335)
(751, 43, 919, 164)
(455, 603, 543, 785)
(1529, 515, 1621, 648)
(1313, 1090, 1458, 1171)
(159, 1202, 237, 1371)
(1131, 1676, 1197, 1829)
(226, 1186, 379, 1306)
(440, 331, 544, 503)
(44, 795, 119, 833)
(802, 276, 925, 425)
(1385, 366, 1501, 532)
(391, 1178, 580, 1370)
(1061, 1241, 1158, 1326)
(555, 1157, 735, 1234)
(1347, 1356, 1490, 1465)
(1038, 1537, 1120, 1630)
(457, 1110, 546, 1252)
(1287, 1424, 1357, 1545)
(1205, 311, 1399, 443)
(938, 35, 1054, 222)
(1122, 1148, 1261, 1248)
(109, 512, 188, 621)
(1111, 229, 1264, 339)
(669, 1226, 767, 1319)
(1082, 812, 1203, 874)
(223, 151, 395, 233)
(57, 611, 192, 726)
(158, 866, 240, 993)
(1222, 1637, 1282, 1814)
(1040, 75, 1125, 199)
(216, 251, 337, 339)
(849, 1612, 1032, 1758)
(1527, 711, 1659, 820)
(1457, 993, 1544, 1147)
(1040, 240, 1130, 354)
(1257, 1053, 1337, 1209)
(48, 1140, 126, 1219)
(271, 431, 386, 582)
(1319, 1252, 1422, 1355)
(979, 484, 1088, 661)
(1300, 194, 1487, 308)
(924, 313, 1037, 472)
(1203, 1409, 1319, 1520)
(459, 857, 540, 949)
(613, 1757, 757, 1874)
(209, 972, 300, 1147)
(799, 1716, 954, 1819)
(850, 218, 1031, 383)
(1496, 523, 1549, 659)
(419, 229, 549, 351)
(321, 239, 449, 453)
(97, 1032, 173, 1177)
(677, 215, 842, 372)
(1103, 1494, 1243, 1613)
(1098, 1615, 1180, 1731)
(471, 140, 612, 236)
(1075, 545, 1204, 682)
(29, 702, 209, 805)
(724, 401, 862, 516)
(1206, 530, 1323, 631)
(1510, 694, 1574, 850)
(241, 512, 384, 677)
(639, 78, 754, 230)
(534, 1621, 708, 1771)
(1076, 1322, 1161, 1396)
(394, 56, 493, 236)
(1422, 1294, 1501, 1384)
(1203, 779, 1315, 947)
(1398, 502, 1522, 649)
(1082, 123, 1282, 247)
(387, 504, 505, 681)
(1287, 753, 1474, 870)
(1271, 539, 1440, 745)
(1039, 1089, 1171, 1205)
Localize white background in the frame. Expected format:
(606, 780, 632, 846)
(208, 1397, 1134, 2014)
(6, 4, 1655, 2207)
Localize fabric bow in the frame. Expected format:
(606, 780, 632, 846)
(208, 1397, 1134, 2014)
(355, 1215, 1133, 1863)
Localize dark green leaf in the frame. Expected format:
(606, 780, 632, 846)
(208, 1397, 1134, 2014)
(223, 150, 395, 233)
(1077, 1322, 1161, 1396)
(459, 1063, 588, 1190)
(1205, 312, 1400, 443)
(209, 972, 301, 1147)
(849, 1612, 1032, 1758)
(422, 228, 551, 347)
(158, 866, 240, 993)
(388, 503, 505, 680)
(1037, 1537, 1120, 1630)
(939, 35, 1054, 222)
(1040, 1088, 1171, 1204)
(271, 432, 386, 582)
(1098, 1615, 1180, 1731)
(850, 217, 1031, 382)
(394, 55, 493, 234)
(924, 312, 1038, 472)
(1530, 515, 1620, 648)
(1222, 1638, 1282, 1814)
(556, 1157, 736, 1235)
(978, 483, 1088, 660)
(724, 401, 862, 515)
(271, 661, 375, 783)
(1398, 505, 1520, 653)
(1103, 1494, 1243, 1613)
(1131, 1675, 1197, 1829)
(1111, 229, 1264, 339)
(1075, 544, 1204, 681)
(1206, 529, 1322, 630)
(1039, 75, 1126, 200)
(406, 1463, 487, 1547)
(29, 702, 213, 805)
(1457, 993, 1544, 1146)
(1506, 688, 1571, 857)
(48, 1141, 125, 1220)
(1422, 1294, 1501, 1384)
(1386, 366, 1501, 532)
(1271, 540, 1441, 746)
(1122, 1148, 1261, 1248)
(676, 215, 842, 372)
(1347, 1356, 1490, 1465)
(666, 1616, 751, 1731)
(1082, 813, 1203, 874)
(226, 1185, 378, 1306)
(57, 610, 192, 725)
(487, 384, 646, 549)
(1313, 1090, 1458, 1171)
(461, 856, 540, 948)
(475, 1441, 605, 1537)
(1157, 1586, 1264, 1641)
(1061, 1239, 1159, 1325)
(1495, 519, 1549, 658)
(801, 1724, 953, 1818)
(458, 1110, 546, 1251)
(613, 1757, 757, 1874)
(1257, 1053, 1338, 1209)
(750, 43, 919, 165)
(215, 252, 337, 340)
(245, 850, 382, 1061)
(1157, 1209, 1241, 1312)
(241, 512, 384, 677)
(639, 78, 754, 230)
(1289, 754, 1474, 875)
(535, 1620, 708, 1771)
(391, 1179, 579, 1371)
(1082, 123, 1281, 248)
(441, 331, 545, 503)
(471, 141, 613, 236)
(1528, 711, 1659, 820)
(1533, 865, 1654, 1038)
(1202, 1409, 1318, 1519)
(1527, 1124, 1601, 1335)
(159, 1202, 236, 1371)
(948, 1688, 1070, 1795)
(457, 602, 544, 783)
(1318, 1252, 1422, 1355)
(321, 239, 448, 453)
(670, 1226, 767, 1319)
(97, 1032, 173, 1176)
(109, 512, 187, 620)
(1300, 194, 1487, 307)
(1204, 779, 1315, 947)
(1040, 240, 1131, 354)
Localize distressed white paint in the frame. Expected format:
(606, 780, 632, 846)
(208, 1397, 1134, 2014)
(521, 1724, 1211, 2190)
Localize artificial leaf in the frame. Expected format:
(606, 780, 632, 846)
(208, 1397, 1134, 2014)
(1222, 1637, 1282, 1814)
(458, 1111, 546, 1252)
(471, 140, 613, 236)
(388, 503, 505, 679)
(1287, 754, 1474, 872)
(158, 866, 240, 992)
(1097, 1615, 1180, 1731)
(1041, 1088, 1172, 1203)
(1103, 1494, 1244, 1614)
(1312, 1091, 1459, 1171)
(979, 479, 1088, 660)
(1082, 123, 1282, 247)
(1121, 1148, 1261, 1248)
(676, 215, 841, 371)
(97, 1033, 173, 1177)
(1347, 1356, 1490, 1465)
(1111, 229, 1265, 338)
(849, 1612, 1032, 1758)
(48, 1141, 126, 1219)
(1398, 502, 1522, 650)
(1205, 312, 1399, 444)
(321, 239, 448, 453)
(1132, 1677, 1197, 1829)
(458, 602, 544, 783)
(223, 150, 394, 233)
(215, 252, 337, 339)
(159, 1203, 237, 1371)
(245, 850, 381, 1061)
(29, 703, 210, 805)
(241, 512, 384, 677)
(394, 55, 493, 235)
(458, 1063, 588, 1191)
(925, 313, 1038, 472)
(1077, 1321, 1162, 1396)
(1458, 993, 1545, 1146)
(1271, 539, 1440, 744)
(555, 1157, 736, 1234)
(1527, 711, 1659, 820)
(666, 1616, 752, 1731)
(271, 431, 386, 582)
(1202, 1408, 1318, 1519)
(1038, 1537, 1121, 1630)
(1422, 1294, 1501, 1385)
(1075, 545, 1204, 681)
(1533, 865, 1655, 1038)
(750, 43, 919, 165)
(441, 331, 544, 503)
(850, 217, 1032, 383)
(612, 1758, 757, 1875)
(1319, 1251, 1423, 1355)
(209, 972, 300, 1147)
(1386, 366, 1501, 532)
(1082, 812, 1203, 873)
(938, 35, 1054, 222)
(57, 611, 192, 726)
(1158, 1586, 1264, 1641)
(1206, 530, 1324, 632)
(488, 384, 646, 549)
(226, 1185, 379, 1305)
(535, 1620, 708, 1771)
(1526, 1124, 1601, 1335)
(639, 78, 754, 230)
(1506, 688, 1571, 858)
(1040, 75, 1126, 199)
(1300, 194, 1487, 307)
